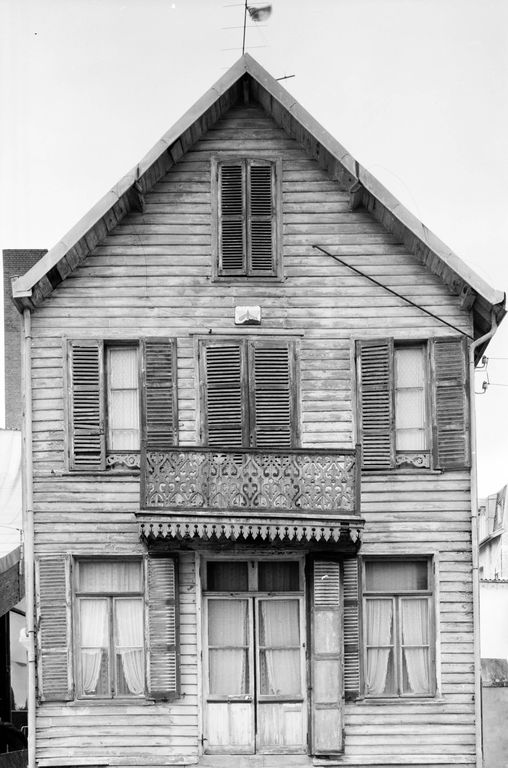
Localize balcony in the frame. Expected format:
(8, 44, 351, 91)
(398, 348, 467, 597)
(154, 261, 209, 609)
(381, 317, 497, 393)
(141, 446, 359, 514)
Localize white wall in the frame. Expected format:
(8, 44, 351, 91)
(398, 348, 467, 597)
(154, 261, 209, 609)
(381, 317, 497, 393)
(480, 580, 508, 659)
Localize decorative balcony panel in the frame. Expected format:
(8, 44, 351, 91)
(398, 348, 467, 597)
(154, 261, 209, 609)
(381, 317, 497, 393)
(141, 447, 359, 515)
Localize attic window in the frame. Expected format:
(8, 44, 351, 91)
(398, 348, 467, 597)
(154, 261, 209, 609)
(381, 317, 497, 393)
(212, 157, 282, 280)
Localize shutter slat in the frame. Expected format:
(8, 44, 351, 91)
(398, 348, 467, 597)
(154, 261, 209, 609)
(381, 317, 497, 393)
(69, 341, 105, 471)
(252, 343, 293, 449)
(357, 339, 394, 470)
(219, 164, 245, 274)
(205, 344, 245, 448)
(249, 165, 274, 274)
(36, 556, 73, 701)
(142, 339, 177, 451)
(343, 558, 360, 700)
(147, 557, 179, 700)
(432, 337, 470, 469)
(311, 560, 343, 755)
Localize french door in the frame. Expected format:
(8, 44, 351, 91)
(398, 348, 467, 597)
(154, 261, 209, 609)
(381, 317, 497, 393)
(204, 594, 307, 754)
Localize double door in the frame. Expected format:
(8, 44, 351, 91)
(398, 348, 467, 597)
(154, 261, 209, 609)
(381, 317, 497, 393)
(204, 594, 307, 754)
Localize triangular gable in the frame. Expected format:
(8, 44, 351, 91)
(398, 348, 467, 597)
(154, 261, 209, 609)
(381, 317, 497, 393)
(11, 53, 505, 341)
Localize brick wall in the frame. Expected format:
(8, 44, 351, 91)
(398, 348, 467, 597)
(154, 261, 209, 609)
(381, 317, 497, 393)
(3, 250, 46, 429)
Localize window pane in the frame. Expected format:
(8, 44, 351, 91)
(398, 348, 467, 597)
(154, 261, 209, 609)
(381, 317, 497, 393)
(401, 597, 431, 694)
(208, 599, 249, 646)
(365, 561, 428, 592)
(258, 600, 301, 696)
(395, 346, 427, 450)
(79, 560, 142, 593)
(207, 599, 249, 695)
(114, 599, 144, 696)
(258, 561, 299, 591)
(365, 598, 394, 696)
(79, 598, 109, 696)
(207, 561, 248, 591)
(107, 346, 139, 451)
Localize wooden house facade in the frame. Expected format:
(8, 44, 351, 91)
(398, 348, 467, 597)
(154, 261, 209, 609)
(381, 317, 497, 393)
(8, 55, 505, 768)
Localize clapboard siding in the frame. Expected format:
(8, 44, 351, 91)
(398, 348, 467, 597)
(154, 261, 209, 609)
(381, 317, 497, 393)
(30, 103, 475, 766)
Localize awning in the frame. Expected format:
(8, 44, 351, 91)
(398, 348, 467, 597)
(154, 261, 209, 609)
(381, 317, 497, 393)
(139, 517, 363, 552)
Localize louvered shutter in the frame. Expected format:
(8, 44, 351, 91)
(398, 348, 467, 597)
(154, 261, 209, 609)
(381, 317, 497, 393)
(431, 336, 470, 469)
(147, 556, 179, 700)
(203, 342, 248, 448)
(251, 340, 294, 449)
(248, 163, 275, 275)
(357, 338, 395, 470)
(141, 339, 178, 450)
(310, 560, 343, 755)
(343, 558, 361, 700)
(36, 556, 73, 701)
(68, 340, 105, 471)
(219, 163, 246, 275)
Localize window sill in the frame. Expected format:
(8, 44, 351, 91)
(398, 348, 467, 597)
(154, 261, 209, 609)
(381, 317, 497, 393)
(361, 468, 443, 476)
(351, 694, 443, 706)
(67, 697, 156, 707)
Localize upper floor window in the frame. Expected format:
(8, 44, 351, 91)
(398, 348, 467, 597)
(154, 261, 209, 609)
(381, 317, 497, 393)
(356, 336, 469, 471)
(67, 339, 177, 471)
(212, 157, 282, 280)
(363, 558, 434, 698)
(199, 337, 298, 449)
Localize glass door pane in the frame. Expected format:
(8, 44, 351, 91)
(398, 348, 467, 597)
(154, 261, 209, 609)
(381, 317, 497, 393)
(208, 599, 250, 695)
(258, 599, 301, 696)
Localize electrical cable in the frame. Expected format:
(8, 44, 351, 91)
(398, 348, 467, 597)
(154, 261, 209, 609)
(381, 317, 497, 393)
(313, 244, 473, 340)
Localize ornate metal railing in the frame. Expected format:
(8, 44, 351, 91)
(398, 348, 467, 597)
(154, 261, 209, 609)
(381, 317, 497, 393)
(141, 447, 359, 514)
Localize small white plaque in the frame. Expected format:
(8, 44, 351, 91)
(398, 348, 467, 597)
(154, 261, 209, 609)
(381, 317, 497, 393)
(235, 306, 261, 325)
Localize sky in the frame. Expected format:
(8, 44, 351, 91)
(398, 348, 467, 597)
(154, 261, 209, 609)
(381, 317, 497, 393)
(1, 0, 507, 496)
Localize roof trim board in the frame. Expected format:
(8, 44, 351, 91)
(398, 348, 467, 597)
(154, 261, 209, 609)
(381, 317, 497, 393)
(11, 54, 505, 337)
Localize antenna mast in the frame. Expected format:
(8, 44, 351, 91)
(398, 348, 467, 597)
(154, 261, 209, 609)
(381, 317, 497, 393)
(242, 0, 248, 54)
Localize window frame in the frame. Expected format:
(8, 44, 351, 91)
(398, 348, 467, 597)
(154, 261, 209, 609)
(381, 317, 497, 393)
(393, 341, 432, 467)
(361, 556, 435, 699)
(73, 557, 146, 700)
(198, 336, 300, 449)
(104, 342, 142, 457)
(211, 156, 283, 282)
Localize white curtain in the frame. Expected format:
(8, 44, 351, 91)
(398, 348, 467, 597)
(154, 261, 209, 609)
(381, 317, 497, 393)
(401, 598, 430, 694)
(365, 599, 393, 695)
(79, 561, 142, 593)
(259, 600, 301, 696)
(208, 600, 248, 695)
(394, 346, 426, 450)
(80, 599, 108, 694)
(107, 346, 139, 450)
(115, 599, 144, 695)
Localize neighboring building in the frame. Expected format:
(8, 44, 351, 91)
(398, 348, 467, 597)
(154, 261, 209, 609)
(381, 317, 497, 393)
(6, 55, 506, 768)
(0, 430, 27, 756)
(478, 486, 508, 768)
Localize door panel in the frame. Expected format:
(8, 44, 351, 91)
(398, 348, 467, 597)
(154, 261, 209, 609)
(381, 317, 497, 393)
(204, 597, 255, 754)
(255, 597, 307, 753)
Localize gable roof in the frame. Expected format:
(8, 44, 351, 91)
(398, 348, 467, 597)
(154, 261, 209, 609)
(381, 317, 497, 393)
(11, 53, 505, 342)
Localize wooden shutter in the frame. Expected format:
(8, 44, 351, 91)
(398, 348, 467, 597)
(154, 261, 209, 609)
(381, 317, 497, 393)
(68, 340, 105, 471)
(141, 339, 178, 450)
(251, 340, 294, 449)
(147, 556, 179, 701)
(36, 556, 73, 701)
(343, 558, 361, 700)
(248, 162, 275, 275)
(219, 163, 246, 275)
(310, 560, 343, 755)
(357, 338, 395, 470)
(203, 341, 248, 448)
(431, 336, 470, 469)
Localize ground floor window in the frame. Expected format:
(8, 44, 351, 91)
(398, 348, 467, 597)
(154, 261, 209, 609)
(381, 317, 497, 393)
(362, 558, 434, 697)
(75, 559, 144, 698)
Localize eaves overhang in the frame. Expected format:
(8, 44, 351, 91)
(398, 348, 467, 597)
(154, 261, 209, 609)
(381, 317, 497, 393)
(11, 54, 505, 344)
